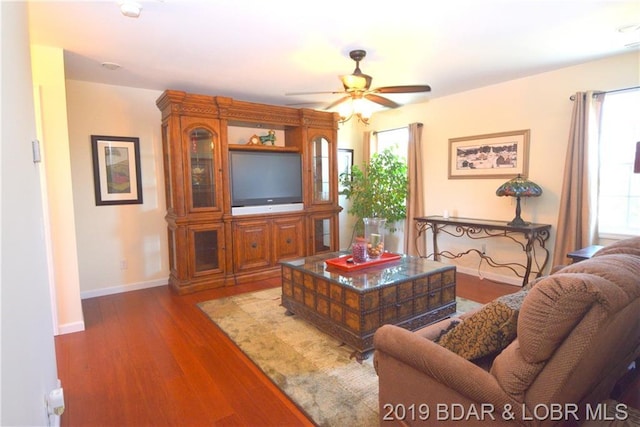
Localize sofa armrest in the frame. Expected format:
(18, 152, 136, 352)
(374, 324, 522, 414)
(413, 316, 461, 341)
(412, 308, 483, 341)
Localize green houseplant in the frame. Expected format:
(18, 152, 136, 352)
(339, 148, 409, 238)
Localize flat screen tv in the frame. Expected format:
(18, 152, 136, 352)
(229, 150, 303, 211)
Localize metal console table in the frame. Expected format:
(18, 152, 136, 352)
(414, 216, 552, 286)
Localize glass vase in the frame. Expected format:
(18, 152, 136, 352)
(363, 217, 386, 260)
(351, 237, 368, 263)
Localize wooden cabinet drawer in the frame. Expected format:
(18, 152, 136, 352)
(233, 220, 270, 272)
(272, 216, 305, 262)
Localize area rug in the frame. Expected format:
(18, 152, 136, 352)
(198, 287, 482, 427)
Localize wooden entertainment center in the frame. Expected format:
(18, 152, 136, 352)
(156, 90, 341, 294)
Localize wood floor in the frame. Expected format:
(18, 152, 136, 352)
(55, 273, 638, 426)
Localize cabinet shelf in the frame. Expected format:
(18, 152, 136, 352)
(228, 144, 300, 153)
(227, 121, 289, 130)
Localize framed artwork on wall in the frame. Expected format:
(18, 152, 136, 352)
(91, 135, 143, 205)
(338, 148, 354, 192)
(448, 129, 530, 179)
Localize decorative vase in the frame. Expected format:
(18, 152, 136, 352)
(363, 217, 386, 260)
(351, 237, 368, 263)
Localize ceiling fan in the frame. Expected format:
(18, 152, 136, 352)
(286, 49, 431, 123)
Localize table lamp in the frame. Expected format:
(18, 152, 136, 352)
(496, 174, 542, 226)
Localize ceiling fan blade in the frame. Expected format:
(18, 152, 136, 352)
(365, 94, 401, 109)
(373, 85, 432, 94)
(285, 90, 345, 96)
(325, 96, 352, 110)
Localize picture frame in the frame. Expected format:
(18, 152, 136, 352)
(448, 129, 530, 179)
(337, 148, 354, 192)
(91, 135, 143, 205)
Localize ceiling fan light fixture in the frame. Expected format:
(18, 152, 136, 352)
(339, 112, 370, 126)
(338, 102, 352, 121)
(338, 97, 372, 125)
(353, 97, 373, 118)
(341, 75, 367, 90)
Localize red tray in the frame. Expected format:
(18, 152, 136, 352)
(324, 252, 402, 271)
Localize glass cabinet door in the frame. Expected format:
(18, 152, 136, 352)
(189, 127, 217, 209)
(194, 230, 219, 272)
(312, 216, 335, 254)
(191, 225, 224, 275)
(311, 136, 330, 203)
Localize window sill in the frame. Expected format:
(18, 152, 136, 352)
(598, 232, 639, 243)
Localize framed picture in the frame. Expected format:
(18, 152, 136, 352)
(448, 129, 530, 179)
(337, 148, 354, 192)
(91, 135, 143, 205)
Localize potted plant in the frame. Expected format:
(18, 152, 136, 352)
(339, 148, 409, 259)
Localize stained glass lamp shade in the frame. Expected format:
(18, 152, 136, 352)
(496, 174, 542, 226)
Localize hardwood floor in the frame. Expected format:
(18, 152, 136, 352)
(55, 273, 638, 426)
(56, 277, 311, 427)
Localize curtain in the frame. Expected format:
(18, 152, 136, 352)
(362, 130, 372, 164)
(404, 123, 425, 255)
(552, 91, 604, 267)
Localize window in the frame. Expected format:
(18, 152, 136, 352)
(597, 88, 640, 237)
(374, 127, 408, 159)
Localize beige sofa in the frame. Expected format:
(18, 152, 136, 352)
(373, 237, 640, 426)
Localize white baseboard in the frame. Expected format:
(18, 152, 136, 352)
(80, 278, 168, 300)
(455, 265, 524, 287)
(56, 320, 85, 335)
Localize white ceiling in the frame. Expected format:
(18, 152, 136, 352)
(27, 1, 640, 111)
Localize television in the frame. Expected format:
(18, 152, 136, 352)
(229, 150, 304, 215)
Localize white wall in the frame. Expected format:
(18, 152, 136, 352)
(368, 51, 640, 284)
(65, 81, 169, 298)
(31, 45, 85, 334)
(1, 3, 60, 425)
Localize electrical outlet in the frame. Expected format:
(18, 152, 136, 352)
(120, 259, 128, 270)
(481, 244, 487, 255)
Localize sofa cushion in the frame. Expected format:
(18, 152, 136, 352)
(556, 253, 640, 300)
(517, 272, 629, 364)
(593, 236, 640, 258)
(435, 291, 527, 360)
(490, 340, 545, 401)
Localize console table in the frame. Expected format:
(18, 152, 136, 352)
(414, 216, 551, 286)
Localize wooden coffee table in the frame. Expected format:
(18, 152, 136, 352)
(281, 252, 456, 360)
